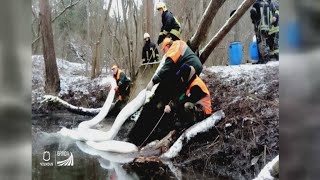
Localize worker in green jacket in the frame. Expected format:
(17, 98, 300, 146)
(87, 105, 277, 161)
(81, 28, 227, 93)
(112, 65, 131, 101)
(146, 37, 202, 100)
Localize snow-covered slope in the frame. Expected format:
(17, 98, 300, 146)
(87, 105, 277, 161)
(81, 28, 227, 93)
(202, 61, 279, 97)
(32, 55, 109, 103)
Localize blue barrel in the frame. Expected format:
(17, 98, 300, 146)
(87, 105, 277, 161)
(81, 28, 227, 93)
(229, 41, 243, 65)
(288, 21, 301, 48)
(249, 41, 259, 62)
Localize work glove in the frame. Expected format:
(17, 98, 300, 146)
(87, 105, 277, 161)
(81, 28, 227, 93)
(146, 81, 154, 91)
(184, 102, 195, 112)
(114, 86, 119, 92)
(164, 105, 171, 113)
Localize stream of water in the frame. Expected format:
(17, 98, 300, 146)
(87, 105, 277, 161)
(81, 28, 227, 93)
(32, 113, 228, 180)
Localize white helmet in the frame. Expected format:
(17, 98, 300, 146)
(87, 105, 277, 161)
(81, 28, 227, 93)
(156, 2, 167, 11)
(144, 32, 150, 39)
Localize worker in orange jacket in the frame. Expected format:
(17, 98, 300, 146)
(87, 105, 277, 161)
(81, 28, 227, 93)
(111, 65, 131, 101)
(146, 37, 202, 90)
(164, 64, 212, 129)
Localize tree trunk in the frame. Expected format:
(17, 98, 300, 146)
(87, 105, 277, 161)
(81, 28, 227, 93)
(86, 0, 91, 76)
(188, 0, 226, 52)
(145, 0, 153, 36)
(39, 0, 60, 95)
(122, 0, 132, 77)
(91, 41, 100, 79)
(128, 0, 135, 77)
(91, 0, 113, 79)
(133, 2, 138, 68)
(199, 0, 256, 64)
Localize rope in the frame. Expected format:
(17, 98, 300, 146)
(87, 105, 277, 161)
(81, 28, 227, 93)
(139, 100, 172, 147)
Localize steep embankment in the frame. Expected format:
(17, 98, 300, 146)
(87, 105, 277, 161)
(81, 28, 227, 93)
(175, 62, 279, 180)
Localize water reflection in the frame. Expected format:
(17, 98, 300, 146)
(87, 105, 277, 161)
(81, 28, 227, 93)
(32, 135, 172, 180)
(32, 113, 173, 179)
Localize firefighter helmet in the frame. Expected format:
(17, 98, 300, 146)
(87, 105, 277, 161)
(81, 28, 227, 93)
(143, 33, 150, 39)
(156, 2, 167, 11)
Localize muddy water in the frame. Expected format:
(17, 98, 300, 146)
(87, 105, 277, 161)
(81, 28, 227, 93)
(32, 113, 118, 179)
(32, 113, 229, 180)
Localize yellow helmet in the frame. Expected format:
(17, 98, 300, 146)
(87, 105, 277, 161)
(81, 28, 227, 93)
(156, 2, 167, 11)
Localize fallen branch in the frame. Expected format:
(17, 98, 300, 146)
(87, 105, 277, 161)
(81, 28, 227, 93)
(139, 130, 176, 156)
(41, 95, 102, 115)
(41, 77, 117, 118)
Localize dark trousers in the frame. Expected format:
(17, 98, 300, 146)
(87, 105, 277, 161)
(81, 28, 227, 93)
(117, 84, 130, 101)
(267, 33, 279, 60)
(253, 24, 271, 64)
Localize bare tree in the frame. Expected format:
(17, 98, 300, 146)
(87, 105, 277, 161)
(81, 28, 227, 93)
(32, 5, 41, 54)
(121, 0, 134, 77)
(188, 0, 226, 52)
(32, 0, 81, 46)
(199, 0, 256, 63)
(91, 0, 113, 79)
(144, 0, 153, 36)
(132, 1, 139, 73)
(39, 0, 60, 95)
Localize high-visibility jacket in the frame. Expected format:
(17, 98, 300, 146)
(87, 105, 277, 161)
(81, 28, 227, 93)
(152, 40, 202, 84)
(160, 10, 181, 39)
(142, 40, 159, 63)
(186, 76, 212, 115)
(269, 4, 279, 35)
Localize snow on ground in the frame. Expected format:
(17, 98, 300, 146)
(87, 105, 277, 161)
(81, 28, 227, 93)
(204, 61, 278, 79)
(32, 55, 110, 103)
(202, 61, 279, 99)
